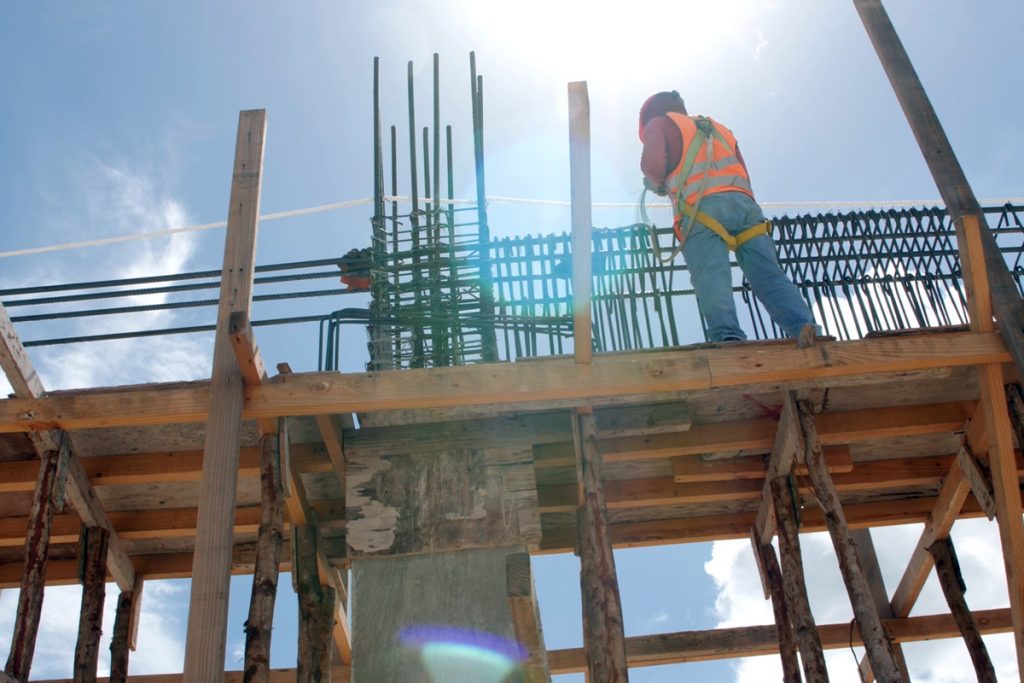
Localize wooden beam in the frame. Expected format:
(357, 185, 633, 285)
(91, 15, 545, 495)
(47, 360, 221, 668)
(769, 476, 827, 681)
(0, 333, 1008, 433)
(547, 608, 1013, 674)
(506, 551, 550, 682)
(751, 530, 801, 683)
(853, 528, 910, 681)
(0, 450, 976, 551)
(927, 538, 996, 683)
(36, 669, 351, 683)
(73, 526, 109, 683)
(109, 588, 132, 683)
(294, 524, 335, 683)
(536, 488, 1013, 555)
(532, 400, 973, 470)
(0, 302, 136, 592)
(184, 108, 266, 682)
(888, 461, 970, 620)
(799, 402, 907, 682)
(0, 506, 263, 548)
(279, 422, 352, 665)
(0, 305, 44, 397)
(852, 0, 1024, 370)
(754, 392, 803, 542)
(228, 311, 276, 435)
(568, 81, 592, 365)
(228, 311, 267, 387)
(978, 363, 1024, 674)
(593, 402, 690, 438)
(243, 433, 285, 682)
(315, 414, 347, 504)
(4, 446, 66, 682)
(956, 445, 996, 520)
(0, 447, 262, 494)
(538, 448, 990, 514)
(574, 410, 628, 681)
(109, 576, 143, 683)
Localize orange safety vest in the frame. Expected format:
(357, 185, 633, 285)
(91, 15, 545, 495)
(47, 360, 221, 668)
(662, 113, 767, 250)
(664, 112, 754, 206)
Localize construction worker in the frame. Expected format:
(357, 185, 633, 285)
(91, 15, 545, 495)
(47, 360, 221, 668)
(639, 90, 817, 343)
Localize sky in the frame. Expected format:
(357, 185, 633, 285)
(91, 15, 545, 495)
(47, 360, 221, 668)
(0, 1, 1022, 681)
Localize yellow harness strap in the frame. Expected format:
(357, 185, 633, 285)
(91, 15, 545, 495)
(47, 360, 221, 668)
(677, 203, 770, 251)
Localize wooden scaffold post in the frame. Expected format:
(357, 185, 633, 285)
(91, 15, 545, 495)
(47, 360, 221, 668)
(73, 526, 110, 683)
(183, 108, 267, 682)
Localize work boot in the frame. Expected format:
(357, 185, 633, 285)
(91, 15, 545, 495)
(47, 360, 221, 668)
(796, 323, 817, 349)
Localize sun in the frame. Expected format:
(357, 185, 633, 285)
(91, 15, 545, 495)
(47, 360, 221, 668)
(463, 0, 763, 85)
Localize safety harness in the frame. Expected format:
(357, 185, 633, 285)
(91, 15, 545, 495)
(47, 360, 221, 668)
(642, 116, 770, 262)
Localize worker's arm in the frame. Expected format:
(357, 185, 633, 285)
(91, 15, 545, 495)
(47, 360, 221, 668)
(640, 117, 673, 195)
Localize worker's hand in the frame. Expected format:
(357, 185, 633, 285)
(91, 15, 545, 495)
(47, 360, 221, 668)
(643, 177, 667, 197)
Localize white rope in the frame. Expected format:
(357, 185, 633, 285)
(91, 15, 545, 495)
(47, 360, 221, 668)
(2, 194, 1020, 260)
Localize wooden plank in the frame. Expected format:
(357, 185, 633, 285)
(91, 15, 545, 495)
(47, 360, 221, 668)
(568, 81, 592, 365)
(0, 545, 272, 589)
(228, 311, 267, 387)
(184, 108, 266, 683)
(853, 528, 909, 682)
(506, 551, 550, 682)
(63, 454, 136, 591)
(279, 422, 352, 665)
(109, 587, 132, 683)
(852, 0, 1024, 370)
(73, 526, 109, 683)
(0, 302, 136, 593)
(109, 576, 143, 683)
(536, 491, 1011, 555)
(978, 363, 1024, 674)
(315, 414, 347, 504)
(294, 524, 335, 683)
(753, 392, 803, 542)
(243, 433, 285, 682)
(534, 400, 972, 470)
(799, 402, 906, 682)
(769, 477, 828, 681)
(927, 538, 996, 683)
(0, 333, 1007, 433)
(0, 506, 263, 548)
(0, 490, 1015, 589)
(366, 448, 1017, 516)
(546, 608, 1013, 674)
(673, 445, 852, 484)
(0, 305, 44, 397)
(751, 530, 801, 682)
(35, 668, 351, 683)
(228, 311, 275, 435)
(888, 461, 970, 619)
(0, 447, 262, 493)
(593, 402, 690, 438)
(4, 447, 65, 682)
(574, 411, 628, 681)
(956, 445, 996, 520)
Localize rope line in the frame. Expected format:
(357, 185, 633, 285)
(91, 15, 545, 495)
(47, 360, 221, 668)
(2, 194, 1021, 260)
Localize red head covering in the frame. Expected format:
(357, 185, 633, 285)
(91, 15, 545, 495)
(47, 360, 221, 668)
(638, 91, 686, 142)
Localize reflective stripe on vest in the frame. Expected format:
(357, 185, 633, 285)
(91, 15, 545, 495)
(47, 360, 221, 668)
(664, 113, 753, 205)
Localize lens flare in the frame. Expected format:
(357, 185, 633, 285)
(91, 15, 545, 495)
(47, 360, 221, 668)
(399, 625, 527, 683)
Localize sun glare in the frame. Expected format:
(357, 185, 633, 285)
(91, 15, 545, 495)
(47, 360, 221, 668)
(464, 0, 766, 84)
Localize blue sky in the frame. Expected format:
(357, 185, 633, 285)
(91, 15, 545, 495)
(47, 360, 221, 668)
(0, 2, 1022, 681)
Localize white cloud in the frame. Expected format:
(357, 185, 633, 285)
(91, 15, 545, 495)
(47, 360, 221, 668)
(706, 520, 1020, 681)
(26, 161, 214, 390)
(0, 578, 187, 678)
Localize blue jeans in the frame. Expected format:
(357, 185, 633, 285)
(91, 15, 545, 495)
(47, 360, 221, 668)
(680, 192, 815, 341)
